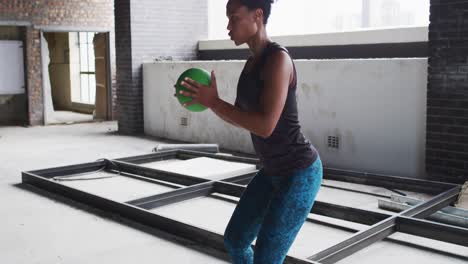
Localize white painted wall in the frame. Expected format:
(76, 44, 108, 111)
(41, 33, 54, 124)
(143, 58, 428, 178)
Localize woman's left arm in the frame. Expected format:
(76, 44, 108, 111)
(180, 51, 292, 138)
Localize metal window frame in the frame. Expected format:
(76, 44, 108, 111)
(22, 150, 467, 264)
(77, 31, 96, 104)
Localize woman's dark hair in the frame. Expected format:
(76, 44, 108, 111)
(238, 0, 276, 24)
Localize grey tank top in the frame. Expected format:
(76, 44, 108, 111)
(234, 42, 318, 176)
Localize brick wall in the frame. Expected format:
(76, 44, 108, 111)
(114, 0, 134, 133)
(426, 0, 468, 183)
(0, 0, 115, 125)
(26, 28, 43, 126)
(115, 0, 208, 134)
(0, 0, 114, 26)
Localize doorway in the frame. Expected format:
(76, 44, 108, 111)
(41, 31, 111, 125)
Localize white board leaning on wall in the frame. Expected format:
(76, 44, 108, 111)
(0, 40, 25, 95)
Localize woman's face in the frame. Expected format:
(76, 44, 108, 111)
(226, 0, 260, 46)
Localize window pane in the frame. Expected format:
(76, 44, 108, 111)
(80, 43, 88, 72)
(89, 74, 96, 105)
(88, 44, 95, 72)
(77, 32, 97, 104)
(79, 32, 87, 44)
(80, 74, 89, 103)
(208, 0, 430, 38)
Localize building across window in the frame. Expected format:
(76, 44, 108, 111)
(208, 0, 429, 39)
(78, 32, 96, 105)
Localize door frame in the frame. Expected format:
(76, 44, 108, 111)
(38, 26, 113, 122)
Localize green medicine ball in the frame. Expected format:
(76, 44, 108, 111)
(175, 68, 211, 112)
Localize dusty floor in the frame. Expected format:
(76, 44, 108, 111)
(1, 121, 466, 263)
(0, 121, 229, 264)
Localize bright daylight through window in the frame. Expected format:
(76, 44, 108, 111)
(208, 0, 430, 39)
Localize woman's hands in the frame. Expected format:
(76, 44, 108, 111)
(177, 70, 220, 109)
(171, 48, 292, 139)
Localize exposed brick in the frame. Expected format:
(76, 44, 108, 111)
(0, 0, 115, 125)
(114, 0, 208, 134)
(426, 0, 468, 183)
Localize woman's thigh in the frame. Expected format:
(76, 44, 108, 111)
(224, 169, 275, 245)
(254, 159, 323, 263)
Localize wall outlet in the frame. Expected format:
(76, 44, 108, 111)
(180, 117, 189, 127)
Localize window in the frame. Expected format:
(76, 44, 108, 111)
(208, 0, 430, 39)
(78, 32, 96, 104)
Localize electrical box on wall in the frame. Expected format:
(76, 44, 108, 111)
(328, 135, 340, 149)
(0, 40, 25, 95)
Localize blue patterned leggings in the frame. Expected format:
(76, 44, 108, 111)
(223, 157, 323, 264)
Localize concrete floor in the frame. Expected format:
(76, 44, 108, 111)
(0, 122, 228, 264)
(1, 122, 467, 263)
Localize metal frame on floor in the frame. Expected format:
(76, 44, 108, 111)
(22, 150, 467, 264)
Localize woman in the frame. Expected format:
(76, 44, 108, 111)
(178, 0, 322, 263)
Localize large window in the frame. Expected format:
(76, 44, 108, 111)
(78, 32, 96, 104)
(208, 0, 430, 39)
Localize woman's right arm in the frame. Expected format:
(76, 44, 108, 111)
(214, 109, 239, 127)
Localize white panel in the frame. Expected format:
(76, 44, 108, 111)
(140, 157, 256, 181)
(0, 40, 25, 95)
